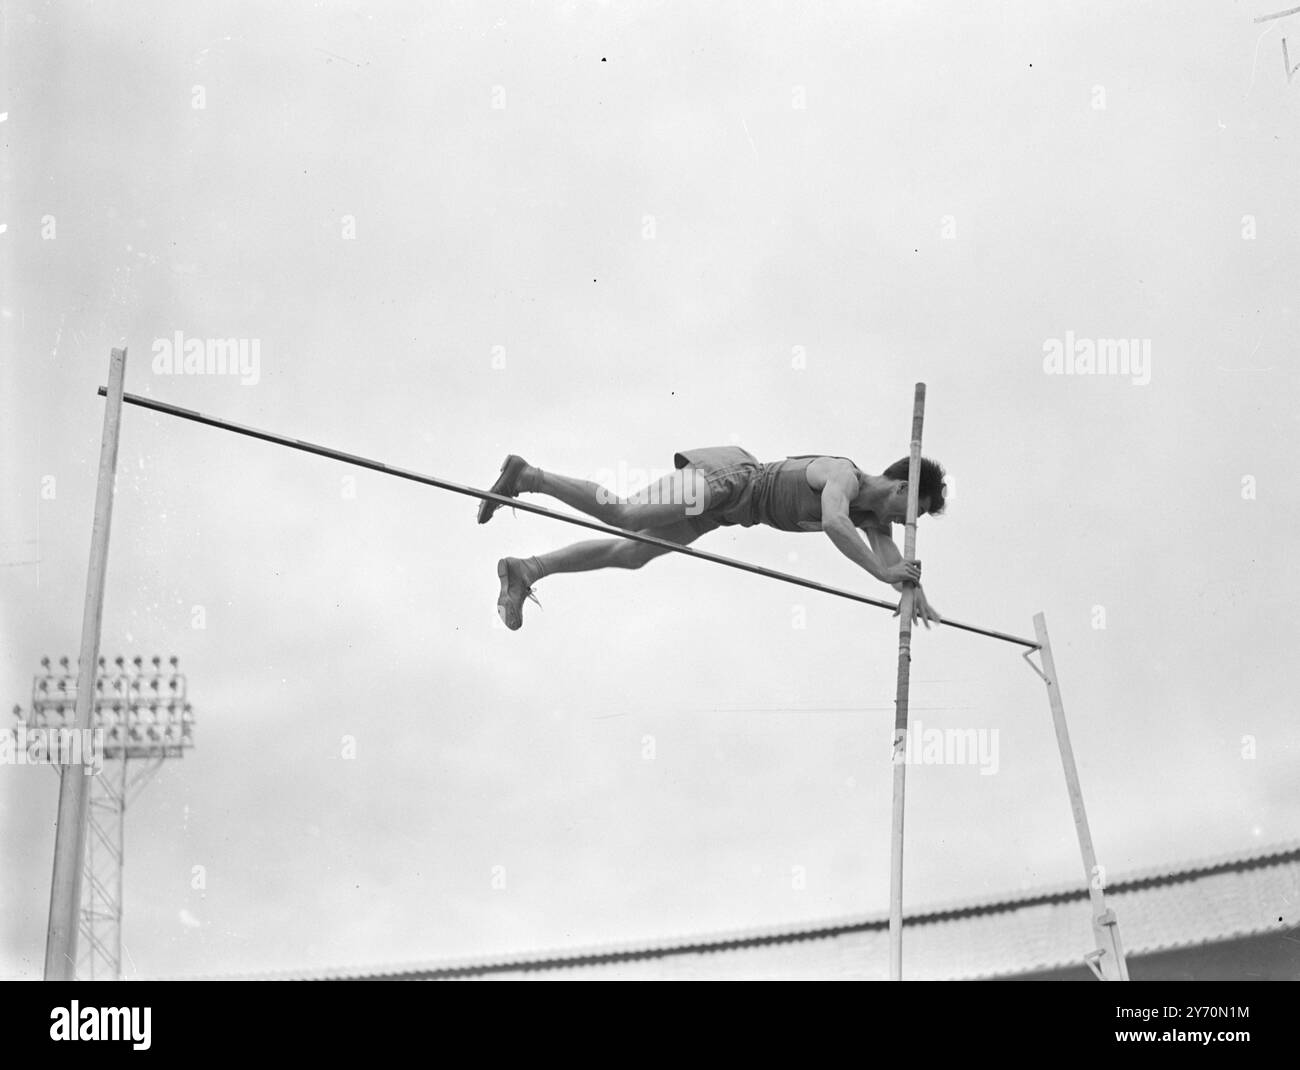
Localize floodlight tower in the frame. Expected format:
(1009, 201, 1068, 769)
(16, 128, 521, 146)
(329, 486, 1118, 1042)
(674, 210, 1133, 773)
(15, 653, 194, 980)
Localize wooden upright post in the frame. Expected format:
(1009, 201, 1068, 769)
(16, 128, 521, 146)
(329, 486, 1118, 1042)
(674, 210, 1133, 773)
(1031, 612, 1129, 981)
(44, 347, 127, 980)
(889, 383, 925, 981)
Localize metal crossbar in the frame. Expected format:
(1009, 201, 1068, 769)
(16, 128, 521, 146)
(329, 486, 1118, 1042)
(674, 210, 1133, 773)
(100, 387, 1039, 649)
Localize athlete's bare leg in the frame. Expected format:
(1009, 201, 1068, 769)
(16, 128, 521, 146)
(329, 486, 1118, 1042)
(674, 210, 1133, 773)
(523, 517, 703, 582)
(497, 519, 703, 629)
(522, 465, 711, 531)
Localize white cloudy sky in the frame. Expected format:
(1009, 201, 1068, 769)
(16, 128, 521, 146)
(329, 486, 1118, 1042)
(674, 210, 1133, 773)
(3, 1, 1299, 979)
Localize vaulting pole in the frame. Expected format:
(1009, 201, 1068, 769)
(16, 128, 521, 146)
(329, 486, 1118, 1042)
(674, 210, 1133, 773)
(889, 383, 925, 981)
(45, 348, 127, 980)
(99, 386, 1039, 649)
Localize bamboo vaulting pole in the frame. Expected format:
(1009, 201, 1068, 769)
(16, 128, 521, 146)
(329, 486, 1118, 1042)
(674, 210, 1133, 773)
(889, 382, 926, 981)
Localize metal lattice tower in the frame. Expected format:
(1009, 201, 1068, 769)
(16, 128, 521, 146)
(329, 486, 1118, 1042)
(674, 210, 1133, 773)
(15, 654, 194, 980)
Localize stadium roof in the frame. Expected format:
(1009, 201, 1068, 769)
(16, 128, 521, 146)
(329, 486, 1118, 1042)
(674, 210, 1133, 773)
(184, 839, 1300, 981)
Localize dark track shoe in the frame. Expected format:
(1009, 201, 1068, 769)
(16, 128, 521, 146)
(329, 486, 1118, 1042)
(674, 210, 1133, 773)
(477, 454, 531, 524)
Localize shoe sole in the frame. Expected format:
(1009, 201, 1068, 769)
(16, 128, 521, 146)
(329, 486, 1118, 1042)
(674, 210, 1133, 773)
(496, 558, 521, 630)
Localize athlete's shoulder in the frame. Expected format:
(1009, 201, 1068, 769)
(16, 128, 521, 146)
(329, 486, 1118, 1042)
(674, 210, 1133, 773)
(802, 455, 859, 490)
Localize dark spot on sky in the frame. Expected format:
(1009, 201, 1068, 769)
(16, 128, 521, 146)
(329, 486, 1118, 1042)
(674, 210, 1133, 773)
(602, 57, 606, 62)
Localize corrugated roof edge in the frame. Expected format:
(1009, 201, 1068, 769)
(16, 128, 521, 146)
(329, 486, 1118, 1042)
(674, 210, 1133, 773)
(163, 837, 1300, 981)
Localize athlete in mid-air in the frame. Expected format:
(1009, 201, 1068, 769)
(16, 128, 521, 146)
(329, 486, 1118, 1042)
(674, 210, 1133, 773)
(478, 447, 946, 631)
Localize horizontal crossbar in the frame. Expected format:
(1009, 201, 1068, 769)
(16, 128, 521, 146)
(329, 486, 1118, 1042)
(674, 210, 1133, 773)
(100, 387, 1040, 649)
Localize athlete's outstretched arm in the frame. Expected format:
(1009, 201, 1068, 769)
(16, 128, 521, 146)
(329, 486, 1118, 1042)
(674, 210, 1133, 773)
(866, 522, 942, 627)
(865, 523, 903, 575)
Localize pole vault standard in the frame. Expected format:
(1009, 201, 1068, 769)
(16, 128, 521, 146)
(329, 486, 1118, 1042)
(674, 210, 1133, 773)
(1025, 615, 1130, 981)
(45, 349, 127, 980)
(47, 357, 1128, 982)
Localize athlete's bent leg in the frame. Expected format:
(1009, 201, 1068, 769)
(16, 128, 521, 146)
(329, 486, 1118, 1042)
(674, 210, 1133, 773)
(496, 521, 703, 630)
(522, 519, 703, 584)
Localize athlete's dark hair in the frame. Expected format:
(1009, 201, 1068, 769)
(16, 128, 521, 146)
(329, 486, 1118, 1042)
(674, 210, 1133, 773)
(882, 456, 947, 516)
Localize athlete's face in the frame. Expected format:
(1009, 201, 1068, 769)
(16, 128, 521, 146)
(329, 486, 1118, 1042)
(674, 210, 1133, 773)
(882, 482, 930, 523)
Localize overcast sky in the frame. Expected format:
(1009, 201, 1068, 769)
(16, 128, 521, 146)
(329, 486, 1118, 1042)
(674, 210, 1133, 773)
(3, 1, 1299, 979)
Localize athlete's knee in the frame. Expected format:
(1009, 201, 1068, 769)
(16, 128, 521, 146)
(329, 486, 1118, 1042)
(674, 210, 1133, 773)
(605, 500, 638, 528)
(621, 542, 663, 570)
